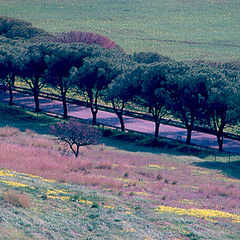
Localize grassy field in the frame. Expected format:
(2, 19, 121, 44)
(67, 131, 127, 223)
(0, 102, 240, 239)
(0, 0, 239, 61)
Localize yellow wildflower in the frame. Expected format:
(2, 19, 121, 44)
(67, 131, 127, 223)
(125, 211, 133, 214)
(1, 180, 33, 188)
(78, 199, 93, 205)
(134, 191, 150, 196)
(104, 205, 115, 209)
(155, 205, 240, 223)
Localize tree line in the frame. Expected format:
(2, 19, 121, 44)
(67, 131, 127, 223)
(0, 16, 240, 151)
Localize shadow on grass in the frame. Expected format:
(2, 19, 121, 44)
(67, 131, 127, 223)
(0, 102, 59, 135)
(0, 102, 236, 164)
(194, 161, 240, 179)
(101, 128, 214, 159)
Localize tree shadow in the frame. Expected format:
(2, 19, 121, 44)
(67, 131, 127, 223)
(194, 161, 240, 179)
(101, 133, 213, 159)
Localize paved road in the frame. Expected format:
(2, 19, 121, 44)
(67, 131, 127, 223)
(1, 91, 240, 154)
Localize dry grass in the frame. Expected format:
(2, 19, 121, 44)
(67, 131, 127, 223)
(0, 126, 20, 137)
(3, 189, 31, 208)
(0, 126, 240, 215)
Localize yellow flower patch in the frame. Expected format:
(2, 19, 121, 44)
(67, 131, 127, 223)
(147, 164, 165, 169)
(182, 185, 199, 190)
(147, 165, 176, 170)
(192, 170, 212, 175)
(104, 205, 115, 209)
(78, 199, 93, 205)
(125, 211, 133, 214)
(178, 199, 200, 206)
(134, 191, 150, 197)
(214, 177, 239, 183)
(47, 195, 70, 201)
(47, 189, 67, 195)
(155, 205, 240, 223)
(0, 169, 15, 177)
(1, 180, 33, 188)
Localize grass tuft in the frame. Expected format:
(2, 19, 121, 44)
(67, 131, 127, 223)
(3, 189, 31, 208)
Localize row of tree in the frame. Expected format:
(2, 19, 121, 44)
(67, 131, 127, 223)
(0, 17, 240, 151)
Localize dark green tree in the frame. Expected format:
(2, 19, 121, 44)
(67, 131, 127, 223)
(104, 64, 143, 131)
(131, 52, 171, 64)
(19, 43, 49, 112)
(71, 52, 115, 124)
(45, 43, 93, 119)
(0, 16, 51, 40)
(0, 38, 25, 105)
(205, 65, 240, 151)
(167, 63, 208, 144)
(139, 62, 172, 137)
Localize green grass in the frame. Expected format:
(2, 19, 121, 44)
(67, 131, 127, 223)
(0, 0, 239, 61)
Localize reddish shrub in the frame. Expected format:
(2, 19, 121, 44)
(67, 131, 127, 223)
(52, 31, 122, 50)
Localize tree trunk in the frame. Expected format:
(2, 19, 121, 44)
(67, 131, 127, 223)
(33, 79, 40, 112)
(62, 94, 68, 119)
(117, 112, 125, 131)
(8, 85, 13, 106)
(154, 121, 160, 138)
(216, 124, 224, 152)
(186, 127, 192, 145)
(8, 74, 15, 106)
(212, 114, 225, 152)
(75, 145, 79, 158)
(91, 109, 97, 125)
(34, 91, 40, 112)
(217, 133, 224, 152)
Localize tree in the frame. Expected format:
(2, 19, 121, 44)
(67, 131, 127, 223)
(204, 65, 240, 151)
(45, 43, 94, 119)
(50, 120, 101, 158)
(131, 52, 171, 64)
(0, 16, 51, 40)
(104, 64, 143, 131)
(139, 62, 172, 137)
(19, 43, 49, 112)
(0, 38, 25, 105)
(167, 63, 208, 145)
(71, 52, 115, 124)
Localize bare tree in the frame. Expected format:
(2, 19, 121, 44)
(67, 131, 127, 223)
(50, 120, 101, 158)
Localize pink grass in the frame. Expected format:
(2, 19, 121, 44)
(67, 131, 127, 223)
(1, 133, 240, 214)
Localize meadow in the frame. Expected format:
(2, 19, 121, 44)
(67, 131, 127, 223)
(0, 0, 239, 61)
(0, 102, 240, 239)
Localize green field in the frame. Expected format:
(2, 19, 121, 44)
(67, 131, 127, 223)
(0, 0, 239, 61)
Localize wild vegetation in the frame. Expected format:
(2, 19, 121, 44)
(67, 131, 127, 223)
(0, 102, 240, 239)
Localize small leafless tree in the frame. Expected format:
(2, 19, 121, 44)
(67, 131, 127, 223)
(50, 120, 101, 157)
